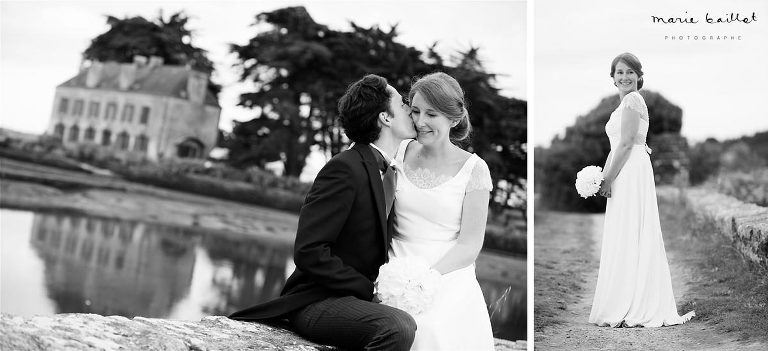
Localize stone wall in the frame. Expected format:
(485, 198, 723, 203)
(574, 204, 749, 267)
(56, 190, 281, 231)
(0, 314, 526, 351)
(663, 187, 768, 266)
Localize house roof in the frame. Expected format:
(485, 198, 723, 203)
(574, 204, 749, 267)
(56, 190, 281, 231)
(58, 62, 220, 108)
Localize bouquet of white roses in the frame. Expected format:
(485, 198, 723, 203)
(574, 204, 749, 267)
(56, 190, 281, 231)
(374, 256, 440, 316)
(575, 165, 604, 198)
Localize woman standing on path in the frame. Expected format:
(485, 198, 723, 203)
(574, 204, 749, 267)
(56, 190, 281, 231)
(589, 52, 695, 327)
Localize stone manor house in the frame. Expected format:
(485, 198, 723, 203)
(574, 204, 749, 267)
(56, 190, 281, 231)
(47, 56, 221, 161)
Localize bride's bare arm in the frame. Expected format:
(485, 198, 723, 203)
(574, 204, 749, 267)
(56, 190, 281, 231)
(601, 107, 642, 187)
(603, 150, 613, 175)
(431, 190, 490, 274)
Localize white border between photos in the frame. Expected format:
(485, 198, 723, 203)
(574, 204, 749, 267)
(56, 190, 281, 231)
(525, 0, 534, 349)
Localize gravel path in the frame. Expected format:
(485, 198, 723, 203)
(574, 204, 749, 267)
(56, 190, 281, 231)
(533, 211, 766, 351)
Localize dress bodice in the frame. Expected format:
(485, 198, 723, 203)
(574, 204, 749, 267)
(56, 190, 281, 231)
(391, 140, 492, 245)
(605, 91, 649, 150)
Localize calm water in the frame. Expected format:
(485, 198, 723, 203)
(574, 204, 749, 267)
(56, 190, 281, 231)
(0, 208, 525, 340)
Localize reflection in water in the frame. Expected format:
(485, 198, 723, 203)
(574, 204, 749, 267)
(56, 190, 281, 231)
(199, 234, 292, 316)
(3, 209, 525, 340)
(30, 214, 196, 317)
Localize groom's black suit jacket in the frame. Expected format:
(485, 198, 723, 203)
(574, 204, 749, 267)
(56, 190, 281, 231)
(230, 143, 392, 320)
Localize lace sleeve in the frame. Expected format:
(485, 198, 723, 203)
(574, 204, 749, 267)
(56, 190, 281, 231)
(623, 92, 648, 118)
(466, 157, 493, 193)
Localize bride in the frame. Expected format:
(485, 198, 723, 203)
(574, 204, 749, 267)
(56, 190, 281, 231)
(390, 72, 495, 350)
(589, 52, 695, 327)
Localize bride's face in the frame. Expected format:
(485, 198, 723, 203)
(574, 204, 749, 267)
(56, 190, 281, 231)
(409, 92, 453, 146)
(613, 61, 639, 93)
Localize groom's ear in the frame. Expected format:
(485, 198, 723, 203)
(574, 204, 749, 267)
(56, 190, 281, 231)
(378, 111, 391, 127)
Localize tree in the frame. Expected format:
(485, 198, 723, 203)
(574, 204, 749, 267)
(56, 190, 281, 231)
(443, 48, 527, 214)
(83, 10, 220, 96)
(229, 6, 527, 214)
(229, 6, 433, 175)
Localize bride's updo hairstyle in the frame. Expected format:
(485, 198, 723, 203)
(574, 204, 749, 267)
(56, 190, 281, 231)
(408, 72, 471, 144)
(610, 52, 644, 89)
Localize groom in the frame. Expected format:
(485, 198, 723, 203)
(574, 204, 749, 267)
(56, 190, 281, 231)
(229, 74, 418, 350)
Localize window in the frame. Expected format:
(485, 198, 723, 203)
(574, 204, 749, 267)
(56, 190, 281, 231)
(85, 218, 95, 233)
(139, 106, 150, 124)
(122, 104, 134, 122)
(88, 102, 100, 118)
(116, 131, 130, 150)
(68, 125, 80, 142)
(118, 225, 133, 243)
(53, 123, 65, 140)
(36, 227, 48, 242)
(64, 234, 78, 254)
(101, 129, 112, 146)
(59, 98, 69, 113)
(80, 239, 94, 262)
(134, 134, 148, 153)
(97, 246, 110, 266)
(105, 102, 117, 120)
(73, 100, 84, 116)
(115, 252, 125, 270)
(84, 127, 95, 141)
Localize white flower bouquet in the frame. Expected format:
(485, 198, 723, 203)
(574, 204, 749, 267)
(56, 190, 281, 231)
(575, 165, 604, 198)
(374, 256, 440, 316)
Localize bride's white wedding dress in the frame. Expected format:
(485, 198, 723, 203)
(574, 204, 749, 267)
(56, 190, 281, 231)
(589, 91, 695, 327)
(389, 139, 495, 350)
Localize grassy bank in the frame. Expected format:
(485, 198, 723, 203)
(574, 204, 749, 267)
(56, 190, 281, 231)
(659, 194, 768, 342)
(0, 144, 526, 255)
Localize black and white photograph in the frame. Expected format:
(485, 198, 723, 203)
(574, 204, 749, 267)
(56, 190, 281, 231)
(534, 0, 768, 350)
(0, 1, 527, 350)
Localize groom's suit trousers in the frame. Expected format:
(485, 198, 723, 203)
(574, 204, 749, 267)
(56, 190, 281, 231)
(289, 295, 416, 351)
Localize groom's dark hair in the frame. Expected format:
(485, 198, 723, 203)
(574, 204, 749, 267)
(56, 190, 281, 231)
(338, 74, 393, 144)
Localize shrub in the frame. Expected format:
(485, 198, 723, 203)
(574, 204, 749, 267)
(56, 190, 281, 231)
(716, 169, 768, 207)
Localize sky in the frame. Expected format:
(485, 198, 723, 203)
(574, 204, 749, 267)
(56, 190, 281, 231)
(0, 0, 527, 135)
(534, 0, 768, 147)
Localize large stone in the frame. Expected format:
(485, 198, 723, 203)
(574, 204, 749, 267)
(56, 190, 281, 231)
(0, 313, 331, 351)
(0, 314, 526, 351)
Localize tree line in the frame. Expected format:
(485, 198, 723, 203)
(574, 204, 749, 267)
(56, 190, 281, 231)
(82, 7, 527, 214)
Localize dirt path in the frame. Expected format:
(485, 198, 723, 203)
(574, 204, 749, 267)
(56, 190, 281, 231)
(534, 211, 766, 351)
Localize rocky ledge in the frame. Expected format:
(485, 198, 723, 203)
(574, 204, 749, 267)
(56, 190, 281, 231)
(0, 313, 526, 351)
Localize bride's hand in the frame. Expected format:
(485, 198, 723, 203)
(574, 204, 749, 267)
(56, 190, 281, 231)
(598, 179, 612, 198)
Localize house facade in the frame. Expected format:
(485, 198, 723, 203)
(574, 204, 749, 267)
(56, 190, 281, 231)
(47, 56, 221, 161)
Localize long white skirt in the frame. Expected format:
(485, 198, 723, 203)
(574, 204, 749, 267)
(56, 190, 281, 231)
(390, 237, 495, 350)
(589, 145, 695, 327)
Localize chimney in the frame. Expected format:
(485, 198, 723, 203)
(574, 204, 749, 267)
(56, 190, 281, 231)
(148, 55, 164, 68)
(133, 55, 148, 66)
(118, 62, 138, 90)
(85, 62, 104, 88)
(186, 71, 208, 104)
